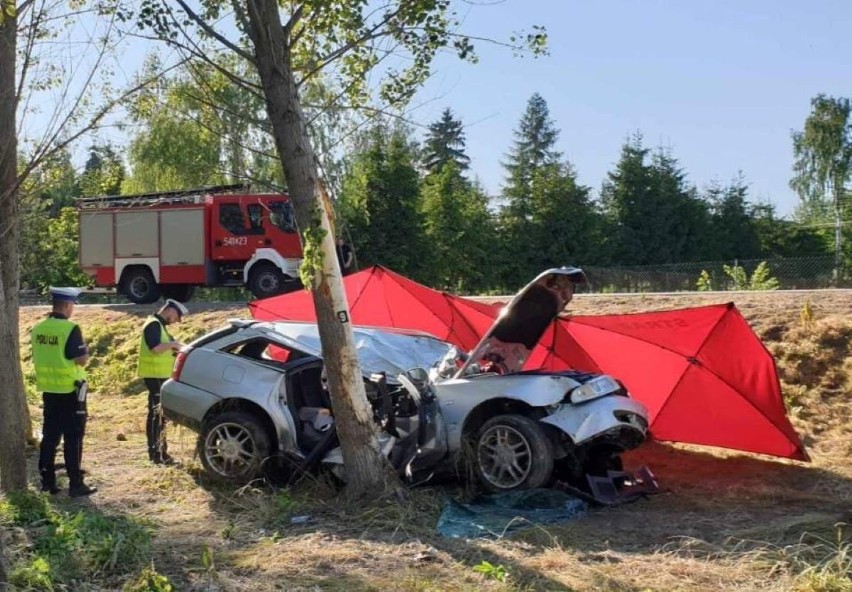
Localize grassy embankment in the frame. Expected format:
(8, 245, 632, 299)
(2, 291, 850, 591)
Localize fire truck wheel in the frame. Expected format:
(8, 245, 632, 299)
(120, 267, 160, 304)
(249, 263, 286, 299)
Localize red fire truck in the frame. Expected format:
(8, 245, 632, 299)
(77, 185, 304, 303)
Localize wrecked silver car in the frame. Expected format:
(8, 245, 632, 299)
(161, 268, 650, 492)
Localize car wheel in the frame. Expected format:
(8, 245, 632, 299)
(199, 411, 271, 484)
(474, 414, 554, 492)
(120, 267, 160, 304)
(249, 264, 286, 299)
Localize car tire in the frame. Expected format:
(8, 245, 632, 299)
(120, 267, 160, 304)
(249, 263, 286, 299)
(199, 411, 271, 485)
(474, 414, 554, 493)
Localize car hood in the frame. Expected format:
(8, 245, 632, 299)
(261, 321, 454, 383)
(456, 267, 587, 377)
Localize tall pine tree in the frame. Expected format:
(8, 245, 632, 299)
(601, 137, 709, 265)
(499, 93, 598, 287)
(706, 175, 760, 261)
(422, 108, 471, 174)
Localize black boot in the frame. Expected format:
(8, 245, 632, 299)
(40, 482, 60, 495)
(40, 470, 60, 495)
(152, 453, 176, 466)
(69, 478, 97, 497)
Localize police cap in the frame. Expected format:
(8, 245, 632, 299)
(49, 286, 83, 303)
(164, 299, 189, 319)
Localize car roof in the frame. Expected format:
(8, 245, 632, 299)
(245, 320, 455, 382)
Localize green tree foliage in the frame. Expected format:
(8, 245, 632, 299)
(339, 124, 426, 280)
(503, 93, 562, 205)
(696, 270, 713, 291)
(601, 137, 712, 265)
(420, 162, 494, 292)
(498, 93, 600, 288)
(599, 136, 653, 264)
(791, 94, 852, 272)
(525, 162, 598, 273)
(601, 135, 709, 265)
(706, 176, 760, 260)
(18, 150, 84, 290)
(123, 61, 225, 193)
(750, 202, 831, 258)
(422, 108, 470, 174)
(20, 148, 79, 216)
(80, 143, 125, 197)
(651, 150, 713, 262)
(20, 208, 90, 290)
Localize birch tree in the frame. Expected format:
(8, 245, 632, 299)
(136, 0, 546, 497)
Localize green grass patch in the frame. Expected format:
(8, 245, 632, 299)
(122, 566, 175, 592)
(1, 491, 154, 590)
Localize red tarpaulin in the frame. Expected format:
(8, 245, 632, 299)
(248, 266, 496, 351)
(527, 304, 808, 461)
(248, 266, 807, 461)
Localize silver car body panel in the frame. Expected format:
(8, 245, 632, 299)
(160, 379, 222, 425)
(433, 373, 582, 449)
(258, 321, 454, 383)
(541, 396, 649, 445)
(162, 346, 303, 455)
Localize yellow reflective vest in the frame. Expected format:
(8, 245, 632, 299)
(137, 316, 175, 378)
(32, 317, 86, 393)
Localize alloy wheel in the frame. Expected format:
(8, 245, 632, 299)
(204, 422, 258, 478)
(477, 424, 533, 489)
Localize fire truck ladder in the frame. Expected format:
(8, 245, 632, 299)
(75, 183, 252, 209)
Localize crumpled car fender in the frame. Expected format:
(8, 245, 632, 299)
(541, 396, 649, 445)
(436, 374, 582, 449)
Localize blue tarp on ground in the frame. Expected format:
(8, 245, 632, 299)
(436, 489, 587, 539)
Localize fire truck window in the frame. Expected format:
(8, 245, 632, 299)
(219, 204, 247, 235)
(246, 204, 265, 235)
(269, 201, 297, 233)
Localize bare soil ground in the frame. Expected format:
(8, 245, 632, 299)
(11, 290, 852, 591)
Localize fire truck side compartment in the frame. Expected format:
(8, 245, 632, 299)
(79, 212, 114, 267)
(160, 209, 205, 265)
(116, 212, 159, 257)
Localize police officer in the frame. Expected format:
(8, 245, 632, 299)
(32, 287, 96, 497)
(138, 299, 187, 464)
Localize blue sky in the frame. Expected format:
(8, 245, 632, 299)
(33, 1, 850, 218)
(406, 0, 852, 217)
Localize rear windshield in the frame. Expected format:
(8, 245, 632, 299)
(189, 324, 241, 348)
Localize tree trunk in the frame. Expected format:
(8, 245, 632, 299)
(833, 186, 843, 281)
(245, 0, 394, 497)
(0, 12, 30, 493)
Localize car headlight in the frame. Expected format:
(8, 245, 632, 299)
(570, 375, 622, 404)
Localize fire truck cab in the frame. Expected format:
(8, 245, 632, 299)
(77, 185, 303, 303)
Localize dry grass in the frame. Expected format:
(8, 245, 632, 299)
(9, 291, 852, 591)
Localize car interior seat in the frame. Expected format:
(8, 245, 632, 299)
(289, 367, 333, 452)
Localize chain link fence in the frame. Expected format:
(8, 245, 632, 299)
(582, 256, 848, 293)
